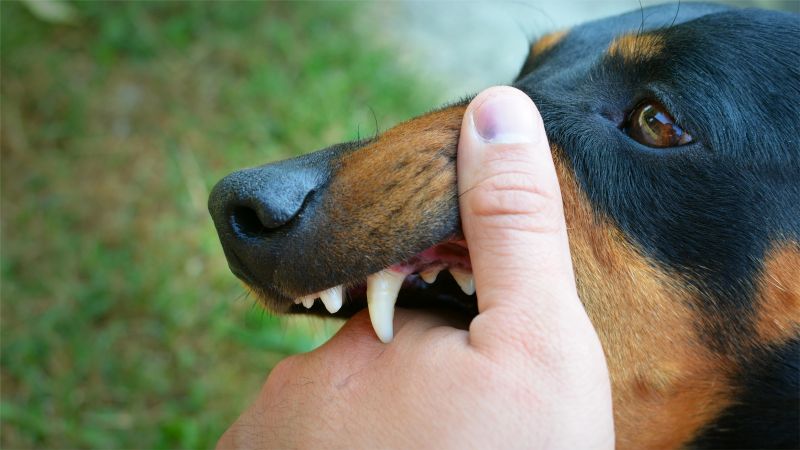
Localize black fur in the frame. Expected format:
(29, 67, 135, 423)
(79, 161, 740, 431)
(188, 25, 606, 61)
(691, 338, 800, 449)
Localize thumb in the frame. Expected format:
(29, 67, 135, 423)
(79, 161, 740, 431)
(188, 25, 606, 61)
(457, 86, 581, 350)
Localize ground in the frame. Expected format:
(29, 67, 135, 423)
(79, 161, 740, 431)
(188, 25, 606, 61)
(0, 3, 437, 448)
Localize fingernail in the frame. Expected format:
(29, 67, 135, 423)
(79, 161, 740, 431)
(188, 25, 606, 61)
(472, 91, 538, 144)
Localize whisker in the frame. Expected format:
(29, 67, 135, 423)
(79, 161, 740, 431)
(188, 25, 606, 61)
(368, 105, 380, 140)
(669, 0, 682, 29)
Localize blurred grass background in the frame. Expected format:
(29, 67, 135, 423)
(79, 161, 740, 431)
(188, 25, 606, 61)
(3, 1, 794, 449)
(0, 2, 438, 448)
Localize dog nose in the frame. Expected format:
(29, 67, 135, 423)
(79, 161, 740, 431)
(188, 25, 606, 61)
(211, 168, 314, 235)
(209, 158, 324, 237)
(212, 169, 315, 238)
(208, 155, 327, 281)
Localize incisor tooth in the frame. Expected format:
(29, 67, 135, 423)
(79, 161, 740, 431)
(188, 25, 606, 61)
(319, 285, 343, 313)
(301, 295, 316, 309)
(419, 268, 441, 284)
(450, 269, 476, 295)
(366, 270, 405, 343)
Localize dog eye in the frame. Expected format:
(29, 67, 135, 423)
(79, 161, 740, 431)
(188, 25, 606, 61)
(624, 101, 692, 148)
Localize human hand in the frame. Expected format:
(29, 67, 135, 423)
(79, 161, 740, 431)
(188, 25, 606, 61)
(217, 86, 614, 449)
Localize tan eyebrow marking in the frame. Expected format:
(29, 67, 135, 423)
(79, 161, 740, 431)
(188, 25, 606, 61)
(607, 33, 665, 61)
(530, 29, 569, 58)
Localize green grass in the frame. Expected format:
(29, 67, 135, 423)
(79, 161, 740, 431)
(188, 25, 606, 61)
(0, 2, 439, 448)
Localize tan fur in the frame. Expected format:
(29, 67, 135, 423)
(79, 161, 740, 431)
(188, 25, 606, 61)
(531, 30, 569, 58)
(518, 30, 569, 76)
(608, 33, 665, 61)
(753, 242, 800, 346)
(323, 105, 466, 264)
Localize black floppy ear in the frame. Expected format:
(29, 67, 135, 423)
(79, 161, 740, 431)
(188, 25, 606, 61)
(515, 41, 537, 81)
(516, 30, 568, 81)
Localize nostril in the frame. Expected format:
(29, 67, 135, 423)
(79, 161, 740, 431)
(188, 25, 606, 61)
(229, 205, 270, 238)
(210, 162, 323, 241)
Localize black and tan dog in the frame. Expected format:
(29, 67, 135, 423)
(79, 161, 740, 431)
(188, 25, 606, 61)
(208, 3, 799, 449)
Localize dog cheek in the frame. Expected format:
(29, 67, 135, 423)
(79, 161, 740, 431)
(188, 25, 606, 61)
(550, 145, 739, 448)
(317, 105, 466, 269)
(752, 242, 800, 347)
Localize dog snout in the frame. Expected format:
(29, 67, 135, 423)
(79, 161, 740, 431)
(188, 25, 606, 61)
(208, 155, 328, 286)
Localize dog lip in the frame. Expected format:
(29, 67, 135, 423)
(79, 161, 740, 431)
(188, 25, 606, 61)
(291, 238, 471, 300)
(222, 246, 257, 285)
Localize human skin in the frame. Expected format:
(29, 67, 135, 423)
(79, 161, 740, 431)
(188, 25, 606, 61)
(217, 86, 615, 449)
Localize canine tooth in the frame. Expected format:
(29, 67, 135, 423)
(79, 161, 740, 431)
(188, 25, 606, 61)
(301, 295, 316, 309)
(294, 298, 302, 304)
(366, 270, 405, 343)
(319, 285, 343, 314)
(450, 269, 475, 295)
(419, 268, 441, 284)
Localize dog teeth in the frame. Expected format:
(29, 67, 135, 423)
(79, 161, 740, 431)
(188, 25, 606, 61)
(294, 286, 344, 312)
(319, 285, 343, 313)
(419, 268, 441, 284)
(449, 269, 475, 295)
(300, 295, 316, 309)
(293, 266, 474, 342)
(366, 269, 405, 343)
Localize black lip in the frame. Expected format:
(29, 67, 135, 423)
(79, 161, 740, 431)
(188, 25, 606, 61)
(224, 247, 257, 285)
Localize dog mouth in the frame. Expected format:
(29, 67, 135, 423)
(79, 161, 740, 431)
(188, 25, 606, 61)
(283, 239, 476, 342)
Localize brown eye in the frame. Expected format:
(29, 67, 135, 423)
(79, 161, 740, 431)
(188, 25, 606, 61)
(625, 101, 693, 148)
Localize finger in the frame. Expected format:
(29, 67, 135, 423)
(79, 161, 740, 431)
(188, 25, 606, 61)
(457, 86, 582, 349)
(305, 309, 459, 370)
(326, 308, 461, 351)
(215, 428, 237, 450)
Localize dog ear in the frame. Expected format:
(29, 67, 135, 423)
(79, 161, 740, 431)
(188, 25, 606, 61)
(516, 30, 568, 80)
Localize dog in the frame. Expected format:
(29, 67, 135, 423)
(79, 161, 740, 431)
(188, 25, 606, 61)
(208, 3, 799, 448)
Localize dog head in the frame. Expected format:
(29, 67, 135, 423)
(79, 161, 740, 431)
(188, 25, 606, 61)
(209, 4, 799, 448)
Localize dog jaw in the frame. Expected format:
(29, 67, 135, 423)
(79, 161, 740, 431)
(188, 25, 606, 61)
(289, 239, 473, 342)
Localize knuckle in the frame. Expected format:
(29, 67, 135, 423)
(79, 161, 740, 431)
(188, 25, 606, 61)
(466, 167, 564, 234)
(470, 308, 571, 373)
(273, 354, 301, 371)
